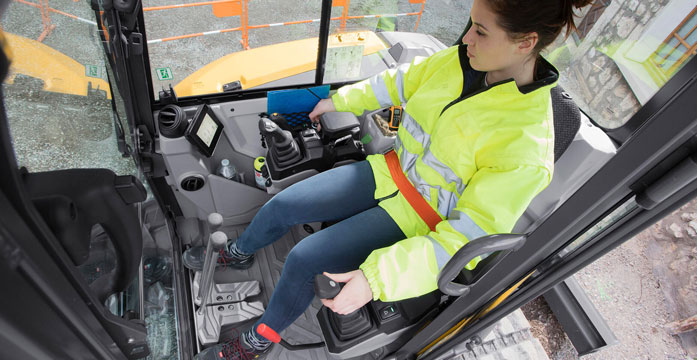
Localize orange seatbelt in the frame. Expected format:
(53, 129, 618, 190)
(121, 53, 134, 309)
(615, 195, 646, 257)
(385, 150, 442, 231)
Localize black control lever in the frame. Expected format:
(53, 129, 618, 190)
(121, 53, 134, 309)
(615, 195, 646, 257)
(314, 274, 373, 340)
(314, 274, 361, 316)
(259, 117, 303, 167)
(259, 117, 292, 146)
(314, 273, 342, 299)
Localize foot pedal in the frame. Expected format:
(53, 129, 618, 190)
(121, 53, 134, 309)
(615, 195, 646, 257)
(192, 273, 261, 306)
(196, 301, 265, 345)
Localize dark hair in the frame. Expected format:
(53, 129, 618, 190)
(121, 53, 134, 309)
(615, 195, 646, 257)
(486, 0, 594, 54)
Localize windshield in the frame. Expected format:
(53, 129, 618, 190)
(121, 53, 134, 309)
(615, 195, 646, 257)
(143, 0, 468, 99)
(144, 0, 697, 131)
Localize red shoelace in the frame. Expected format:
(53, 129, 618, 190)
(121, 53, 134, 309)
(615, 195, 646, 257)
(219, 329, 255, 360)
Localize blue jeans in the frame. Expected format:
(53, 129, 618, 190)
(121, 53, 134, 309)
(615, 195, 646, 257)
(234, 160, 405, 338)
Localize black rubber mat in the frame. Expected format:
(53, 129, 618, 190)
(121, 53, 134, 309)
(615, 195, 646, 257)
(187, 221, 540, 360)
(204, 222, 336, 359)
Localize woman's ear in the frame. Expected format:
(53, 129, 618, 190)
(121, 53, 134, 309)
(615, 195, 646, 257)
(517, 32, 539, 55)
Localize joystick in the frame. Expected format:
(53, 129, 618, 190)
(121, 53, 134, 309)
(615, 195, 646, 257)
(259, 117, 303, 167)
(314, 274, 373, 341)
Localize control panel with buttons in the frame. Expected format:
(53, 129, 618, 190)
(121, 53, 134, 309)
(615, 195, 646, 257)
(379, 304, 399, 320)
(370, 301, 402, 324)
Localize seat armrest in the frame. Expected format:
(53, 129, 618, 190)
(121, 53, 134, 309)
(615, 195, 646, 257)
(437, 234, 527, 296)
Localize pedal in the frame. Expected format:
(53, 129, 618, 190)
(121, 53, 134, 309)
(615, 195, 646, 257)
(196, 301, 265, 345)
(192, 273, 261, 306)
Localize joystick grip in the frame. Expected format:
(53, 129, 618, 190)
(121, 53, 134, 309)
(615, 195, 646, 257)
(314, 274, 342, 299)
(259, 117, 291, 146)
(315, 274, 372, 340)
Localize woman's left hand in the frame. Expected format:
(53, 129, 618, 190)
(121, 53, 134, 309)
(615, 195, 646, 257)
(320, 270, 373, 315)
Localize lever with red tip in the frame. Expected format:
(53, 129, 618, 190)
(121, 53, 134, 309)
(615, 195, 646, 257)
(256, 323, 325, 350)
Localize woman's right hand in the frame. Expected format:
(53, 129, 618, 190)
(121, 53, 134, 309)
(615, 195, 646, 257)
(308, 98, 336, 131)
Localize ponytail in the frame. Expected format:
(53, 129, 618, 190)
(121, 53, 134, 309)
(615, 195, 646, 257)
(486, 0, 594, 54)
(563, 0, 595, 35)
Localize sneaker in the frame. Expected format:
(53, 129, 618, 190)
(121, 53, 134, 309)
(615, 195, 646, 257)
(195, 329, 272, 360)
(182, 240, 255, 271)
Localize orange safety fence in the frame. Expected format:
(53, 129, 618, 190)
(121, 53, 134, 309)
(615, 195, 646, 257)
(13, 0, 426, 48)
(143, 0, 250, 48)
(143, 0, 238, 12)
(13, 0, 98, 42)
(145, 0, 427, 49)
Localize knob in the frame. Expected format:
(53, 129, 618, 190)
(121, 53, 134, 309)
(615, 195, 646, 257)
(314, 274, 342, 299)
(208, 213, 223, 232)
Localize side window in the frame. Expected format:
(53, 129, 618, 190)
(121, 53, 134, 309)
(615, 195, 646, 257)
(142, 0, 470, 98)
(546, 0, 697, 129)
(144, 0, 323, 98)
(2, 0, 144, 320)
(1, 0, 137, 175)
(649, 6, 697, 80)
(324, 0, 469, 83)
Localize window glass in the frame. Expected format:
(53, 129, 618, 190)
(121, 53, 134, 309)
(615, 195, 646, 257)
(565, 197, 639, 254)
(1, 0, 136, 175)
(144, 0, 322, 98)
(323, 0, 469, 84)
(686, 28, 697, 45)
(546, 1, 697, 129)
(677, 13, 697, 38)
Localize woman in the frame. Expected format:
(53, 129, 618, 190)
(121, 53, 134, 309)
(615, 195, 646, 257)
(188, 0, 592, 358)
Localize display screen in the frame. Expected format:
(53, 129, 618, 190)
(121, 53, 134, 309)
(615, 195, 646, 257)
(197, 114, 218, 147)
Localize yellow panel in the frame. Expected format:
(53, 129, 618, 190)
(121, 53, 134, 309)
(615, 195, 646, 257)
(3, 32, 111, 99)
(174, 31, 386, 97)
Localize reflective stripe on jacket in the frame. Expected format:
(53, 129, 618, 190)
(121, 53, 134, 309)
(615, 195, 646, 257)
(332, 45, 557, 302)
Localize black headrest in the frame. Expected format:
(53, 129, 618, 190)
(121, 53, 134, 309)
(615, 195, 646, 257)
(550, 85, 581, 162)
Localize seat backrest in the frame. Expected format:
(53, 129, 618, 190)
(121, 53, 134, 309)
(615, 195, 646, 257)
(551, 85, 581, 162)
(513, 97, 617, 233)
(458, 88, 615, 284)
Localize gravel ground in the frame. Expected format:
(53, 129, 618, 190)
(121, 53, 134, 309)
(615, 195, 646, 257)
(523, 198, 697, 360)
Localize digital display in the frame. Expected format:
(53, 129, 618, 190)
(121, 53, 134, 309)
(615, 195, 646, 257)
(185, 105, 223, 157)
(197, 114, 218, 147)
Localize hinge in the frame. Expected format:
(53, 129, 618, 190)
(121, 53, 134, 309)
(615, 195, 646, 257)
(135, 125, 154, 174)
(127, 32, 143, 57)
(223, 81, 242, 92)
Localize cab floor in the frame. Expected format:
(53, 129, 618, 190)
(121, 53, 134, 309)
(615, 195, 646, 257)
(189, 222, 544, 360)
(195, 222, 361, 360)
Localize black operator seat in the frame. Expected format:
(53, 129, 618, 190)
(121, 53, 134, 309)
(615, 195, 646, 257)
(453, 84, 581, 286)
(316, 85, 583, 359)
(21, 170, 150, 359)
(23, 171, 147, 303)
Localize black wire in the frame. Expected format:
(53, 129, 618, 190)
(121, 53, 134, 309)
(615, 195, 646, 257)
(306, 88, 324, 100)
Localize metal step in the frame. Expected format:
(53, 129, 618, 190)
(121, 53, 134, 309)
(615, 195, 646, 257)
(192, 275, 261, 306)
(195, 301, 266, 345)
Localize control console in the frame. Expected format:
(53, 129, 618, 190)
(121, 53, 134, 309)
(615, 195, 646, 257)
(258, 112, 365, 189)
(314, 274, 441, 358)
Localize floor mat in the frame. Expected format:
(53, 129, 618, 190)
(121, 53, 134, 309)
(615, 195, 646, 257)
(196, 222, 335, 359)
(187, 221, 545, 360)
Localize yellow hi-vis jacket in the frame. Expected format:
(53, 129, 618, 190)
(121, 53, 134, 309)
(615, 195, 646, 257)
(331, 45, 558, 302)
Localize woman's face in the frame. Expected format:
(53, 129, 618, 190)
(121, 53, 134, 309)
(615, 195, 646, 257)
(461, 0, 526, 73)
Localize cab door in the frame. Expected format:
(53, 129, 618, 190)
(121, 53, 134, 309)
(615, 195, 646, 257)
(0, 0, 159, 358)
(408, 26, 697, 360)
